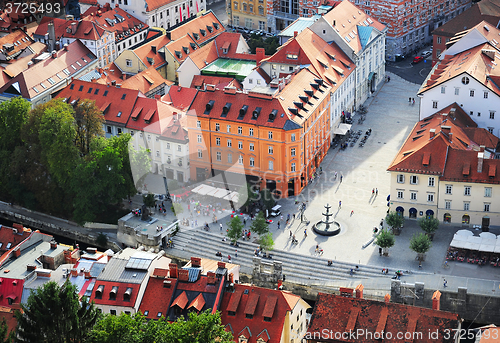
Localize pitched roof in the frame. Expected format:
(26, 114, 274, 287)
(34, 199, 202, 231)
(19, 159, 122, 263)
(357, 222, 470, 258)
(462, 127, 499, 149)
(419, 42, 500, 96)
(34, 17, 72, 40)
(138, 276, 178, 319)
(0, 40, 97, 100)
(165, 34, 198, 64)
(162, 116, 189, 143)
(144, 0, 178, 11)
(307, 293, 459, 343)
(321, 0, 386, 54)
(0, 225, 31, 256)
(184, 40, 219, 69)
(0, 30, 34, 61)
(432, 0, 500, 37)
(81, 4, 148, 43)
(221, 284, 301, 343)
(89, 281, 141, 307)
(162, 85, 197, 111)
(62, 21, 107, 41)
(0, 6, 36, 34)
(132, 35, 170, 68)
(0, 277, 24, 307)
(55, 79, 142, 126)
(125, 97, 178, 135)
(442, 148, 500, 183)
(190, 74, 243, 90)
(169, 11, 224, 45)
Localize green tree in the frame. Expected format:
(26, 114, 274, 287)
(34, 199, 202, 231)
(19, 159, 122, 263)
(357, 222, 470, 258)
(418, 216, 440, 235)
(410, 232, 432, 254)
(143, 193, 156, 208)
(247, 34, 279, 55)
(250, 212, 269, 236)
(165, 310, 234, 343)
(0, 317, 14, 343)
(227, 215, 244, 244)
(259, 232, 274, 255)
(74, 99, 104, 157)
(96, 233, 108, 247)
(87, 312, 148, 343)
(386, 211, 404, 230)
(375, 229, 395, 256)
(260, 188, 276, 211)
(16, 281, 101, 343)
(128, 143, 151, 190)
(172, 203, 183, 216)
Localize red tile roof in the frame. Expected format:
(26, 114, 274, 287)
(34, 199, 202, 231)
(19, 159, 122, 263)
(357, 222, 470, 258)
(0, 305, 19, 335)
(0, 30, 34, 62)
(190, 75, 243, 90)
(162, 85, 197, 111)
(125, 97, 177, 134)
(0, 4, 37, 34)
(34, 17, 73, 41)
(184, 40, 219, 69)
(81, 4, 148, 43)
(165, 34, 198, 64)
(0, 225, 31, 256)
(0, 40, 97, 100)
(169, 11, 224, 45)
(145, 0, 177, 11)
(442, 148, 500, 183)
(220, 284, 300, 343)
(0, 278, 24, 307)
(388, 103, 481, 174)
(138, 276, 178, 319)
(89, 281, 141, 307)
(162, 116, 189, 143)
(62, 21, 107, 41)
(462, 127, 500, 149)
(418, 42, 500, 97)
(132, 35, 170, 69)
(307, 293, 459, 343)
(55, 79, 142, 126)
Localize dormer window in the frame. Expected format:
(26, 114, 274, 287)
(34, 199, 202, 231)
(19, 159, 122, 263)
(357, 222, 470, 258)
(183, 46, 189, 54)
(109, 286, 118, 300)
(175, 51, 182, 59)
(200, 29, 206, 36)
(123, 287, 132, 301)
(286, 54, 298, 59)
(207, 25, 213, 33)
(193, 33, 199, 40)
(95, 285, 104, 299)
(264, 316, 271, 322)
(228, 311, 236, 316)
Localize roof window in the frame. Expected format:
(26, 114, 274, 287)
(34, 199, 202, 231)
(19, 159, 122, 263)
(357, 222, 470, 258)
(200, 29, 206, 36)
(121, 94, 126, 100)
(87, 87, 93, 93)
(78, 85, 84, 91)
(103, 90, 108, 96)
(109, 286, 118, 300)
(95, 285, 104, 299)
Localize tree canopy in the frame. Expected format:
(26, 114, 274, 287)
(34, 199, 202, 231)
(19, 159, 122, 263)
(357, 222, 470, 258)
(410, 232, 432, 254)
(250, 212, 269, 236)
(259, 232, 275, 253)
(16, 281, 101, 343)
(247, 34, 279, 55)
(385, 211, 404, 229)
(418, 217, 440, 234)
(375, 229, 395, 249)
(227, 215, 244, 244)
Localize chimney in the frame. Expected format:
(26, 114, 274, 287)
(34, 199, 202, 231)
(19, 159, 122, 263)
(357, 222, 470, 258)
(111, 80, 116, 86)
(27, 61, 33, 68)
(50, 241, 57, 249)
(256, 47, 265, 67)
(122, 74, 127, 80)
(70, 268, 78, 277)
(217, 261, 226, 269)
(480, 145, 485, 152)
(13, 249, 21, 257)
(333, 20, 336, 26)
(432, 290, 441, 310)
(163, 280, 171, 288)
(224, 86, 237, 94)
(207, 271, 216, 284)
(36, 269, 51, 278)
(27, 265, 36, 272)
(294, 31, 298, 38)
(384, 294, 391, 303)
(84, 270, 91, 279)
(51, 50, 57, 58)
(355, 284, 364, 299)
(151, 45, 157, 54)
(98, 67, 103, 74)
(71, 22, 77, 35)
(115, 3, 119, 7)
(169, 263, 178, 278)
(87, 247, 97, 254)
(228, 273, 234, 283)
(178, 269, 189, 282)
(63, 43, 68, 51)
(449, 132, 453, 142)
(191, 257, 201, 267)
(478, 152, 484, 173)
(429, 128, 436, 138)
(47, 22, 56, 51)
(441, 125, 451, 134)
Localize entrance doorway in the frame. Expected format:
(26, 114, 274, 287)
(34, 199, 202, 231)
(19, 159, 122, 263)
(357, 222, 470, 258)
(462, 214, 470, 225)
(287, 179, 295, 197)
(482, 216, 490, 232)
(443, 213, 451, 223)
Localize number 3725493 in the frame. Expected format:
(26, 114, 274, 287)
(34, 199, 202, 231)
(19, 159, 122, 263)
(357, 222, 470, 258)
(5, 2, 62, 15)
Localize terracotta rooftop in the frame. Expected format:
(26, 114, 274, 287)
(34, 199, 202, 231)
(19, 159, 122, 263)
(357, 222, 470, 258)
(0, 40, 97, 100)
(220, 284, 302, 343)
(190, 74, 243, 90)
(125, 97, 179, 136)
(139, 275, 178, 319)
(418, 42, 500, 97)
(321, 0, 386, 54)
(34, 16, 72, 40)
(0, 225, 31, 256)
(144, 0, 178, 11)
(442, 148, 500, 183)
(0, 30, 34, 62)
(169, 11, 224, 45)
(165, 34, 198, 64)
(0, 5, 36, 34)
(184, 40, 219, 69)
(162, 85, 197, 111)
(131, 35, 170, 69)
(62, 21, 107, 41)
(89, 280, 141, 307)
(55, 79, 143, 126)
(307, 293, 459, 343)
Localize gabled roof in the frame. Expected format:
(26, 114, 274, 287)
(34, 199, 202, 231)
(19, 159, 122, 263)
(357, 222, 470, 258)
(138, 275, 178, 319)
(0, 225, 31, 255)
(125, 97, 177, 135)
(184, 40, 219, 69)
(34, 17, 73, 40)
(307, 293, 459, 343)
(165, 34, 198, 64)
(0, 40, 97, 100)
(162, 116, 189, 143)
(432, 0, 500, 37)
(220, 284, 302, 343)
(132, 35, 170, 68)
(418, 42, 500, 96)
(190, 75, 243, 90)
(55, 79, 142, 126)
(89, 281, 141, 307)
(442, 148, 500, 183)
(81, 4, 148, 43)
(162, 85, 197, 111)
(169, 11, 224, 45)
(62, 21, 107, 41)
(0, 6, 36, 34)
(387, 103, 496, 175)
(213, 32, 261, 61)
(144, 0, 178, 11)
(0, 30, 34, 61)
(321, 0, 385, 54)
(462, 127, 500, 149)
(0, 277, 24, 307)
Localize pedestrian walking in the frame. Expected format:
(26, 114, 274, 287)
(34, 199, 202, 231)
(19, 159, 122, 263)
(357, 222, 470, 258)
(372, 188, 375, 194)
(277, 221, 281, 230)
(315, 244, 319, 253)
(412, 98, 415, 105)
(340, 175, 343, 183)
(339, 201, 342, 208)
(376, 188, 378, 195)
(334, 171, 338, 180)
(235, 249, 238, 257)
(228, 255, 232, 263)
(350, 268, 354, 276)
(220, 223, 223, 231)
(350, 210, 354, 216)
(290, 230, 292, 238)
(379, 247, 382, 256)
(244, 218, 246, 226)
(443, 279, 447, 287)
(409, 97, 411, 103)
(304, 228, 307, 237)
(293, 213, 296, 220)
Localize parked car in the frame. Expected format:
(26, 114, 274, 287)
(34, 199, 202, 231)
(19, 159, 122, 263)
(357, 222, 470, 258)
(412, 56, 423, 64)
(421, 51, 431, 58)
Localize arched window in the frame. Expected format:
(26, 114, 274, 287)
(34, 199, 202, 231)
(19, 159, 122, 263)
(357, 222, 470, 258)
(243, 3, 247, 11)
(249, 4, 253, 12)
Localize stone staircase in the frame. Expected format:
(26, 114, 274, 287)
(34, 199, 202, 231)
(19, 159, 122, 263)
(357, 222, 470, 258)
(167, 227, 426, 284)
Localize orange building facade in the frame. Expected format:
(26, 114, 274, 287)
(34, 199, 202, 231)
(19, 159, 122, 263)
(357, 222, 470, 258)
(186, 68, 331, 198)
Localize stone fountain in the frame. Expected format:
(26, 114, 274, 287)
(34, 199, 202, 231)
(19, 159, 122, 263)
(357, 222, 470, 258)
(312, 203, 341, 236)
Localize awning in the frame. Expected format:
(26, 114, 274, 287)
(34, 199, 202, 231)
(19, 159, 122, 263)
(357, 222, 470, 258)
(368, 72, 376, 82)
(426, 209, 434, 216)
(396, 206, 404, 212)
(333, 123, 352, 135)
(409, 208, 417, 214)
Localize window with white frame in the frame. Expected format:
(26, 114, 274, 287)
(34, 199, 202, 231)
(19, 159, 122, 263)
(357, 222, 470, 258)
(397, 190, 404, 199)
(238, 155, 243, 164)
(268, 146, 273, 154)
(463, 202, 470, 211)
(490, 111, 495, 119)
(249, 128, 254, 136)
(445, 200, 451, 210)
(268, 160, 273, 170)
(228, 153, 232, 163)
(216, 137, 220, 146)
(410, 192, 417, 200)
(410, 175, 418, 184)
(177, 145, 181, 152)
(470, 90, 475, 97)
(464, 186, 471, 196)
(291, 148, 296, 156)
(485, 187, 492, 197)
(215, 123, 220, 131)
(454, 88, 459, 95)
(166, 142, 170, 149)
(427, 193, 434, 202)
(126, 59, 132, 67)
(238, 141, 243, 149)
(238, 126, 243, 134)
(249, 157, 255, 166)
(440, 86, 445, 94)
(484, 203, 490, 211)
(227, 139, 232, 147)
(249, 143, 254, 151)
(291, 163, 296, 172)
(445, 185, 452, 194)
(216, 151, 221, 161)
(198, 149, 202, 158)
(428, 177, 435, 187)
(227, 125, 231, 132)
(432, 101, 438, 109)
(197, 134, 202, 143)
(268, 131, 273, 139)
(397, 174, 405, 183)
(484, 91, 489, 99)
(196, 120, 201, 128)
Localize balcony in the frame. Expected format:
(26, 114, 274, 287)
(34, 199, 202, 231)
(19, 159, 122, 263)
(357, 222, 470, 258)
(273, 11, 299, 20)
